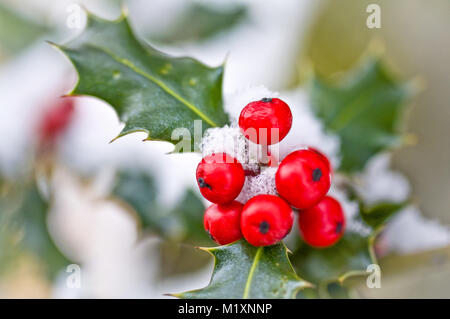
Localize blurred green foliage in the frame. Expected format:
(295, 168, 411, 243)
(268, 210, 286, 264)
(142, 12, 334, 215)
(0, 4, 48, 60)
(309, 57, 413, 172)
(149, 3, 247, 44)
(0, 179, 69, 280)
(112, 169, 210, 245)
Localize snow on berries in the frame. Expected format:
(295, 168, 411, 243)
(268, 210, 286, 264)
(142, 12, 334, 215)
(236, 166, 278, 204)
(200, 125, 260, 174)
(197, 91, 347, 248)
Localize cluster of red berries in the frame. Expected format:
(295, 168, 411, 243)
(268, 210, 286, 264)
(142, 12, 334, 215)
(196, 98, 346, 248)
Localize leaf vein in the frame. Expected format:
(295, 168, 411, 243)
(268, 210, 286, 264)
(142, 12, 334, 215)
(243, 246, 263, 298)
(87, 44, 218, 127)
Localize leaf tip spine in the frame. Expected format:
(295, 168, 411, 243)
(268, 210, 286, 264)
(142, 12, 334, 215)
(109, 134, 122, 144)
(119, 3, 129, 20)
(366, 36, 386, 58)
(220, 51, 230, 68)
(45, 40, 58, 48)
(164, 293, 181, 298)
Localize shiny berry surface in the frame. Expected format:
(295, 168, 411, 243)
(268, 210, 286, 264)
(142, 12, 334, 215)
(276, 148, 331, 209)
(241, 194, 293, 246)
(239, 98, 292, 145)
(298, 196, 345, 248)
(196, 153, 245, 204)
(204, 201, 243, 245)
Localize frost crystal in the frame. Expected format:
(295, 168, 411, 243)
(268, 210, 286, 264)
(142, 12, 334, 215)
(236, 167, 278, 204)
(200, 125, 259, 173)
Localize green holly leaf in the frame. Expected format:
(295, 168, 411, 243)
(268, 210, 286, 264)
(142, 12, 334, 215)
(175, 240, 312, 299)
(309, 57, 414, 172)
(149, 3, 247, 44)
(54, 12, 229, 150)
(291, 232, 375, 287)
(112, 169, 208, 244)
(291, 199, 406, 297)
(0, 181, 70, 280)
(360, 201, 407, 231)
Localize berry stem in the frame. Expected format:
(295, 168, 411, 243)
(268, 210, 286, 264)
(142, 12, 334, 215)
(259, 144, 270, 165)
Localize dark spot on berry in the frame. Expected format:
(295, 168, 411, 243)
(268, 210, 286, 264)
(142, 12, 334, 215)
(198, 177, 212, 190)
(207, 230, 215, 241)
(335, 221, 343, 234)
(259, 221, 270, 234)
(312, 168, 322, 182)
(261, 97, 273, 103)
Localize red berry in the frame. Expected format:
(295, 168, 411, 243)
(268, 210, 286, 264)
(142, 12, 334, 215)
(204, 201, 243, 245)
(241, 194, 293, 247)
(298, 196, 345, 248)
(39, 97, 75, 144)
(196, 153, 245, 204)
(239, 98, 292, 145)
(276, 148, 331, 209)
(306, 147, 332, 175)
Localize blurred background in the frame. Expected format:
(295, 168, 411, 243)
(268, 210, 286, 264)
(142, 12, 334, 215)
(0, 0, 449, 298)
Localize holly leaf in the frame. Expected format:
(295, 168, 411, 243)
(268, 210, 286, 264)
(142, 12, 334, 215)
(309, 57, 413, 172)
(360, 201, 407, 231)
(54, 12, 229, 150)
(149, 3, 247, 44)
(112, 169, 208, 244)
(292, 232, 375, 287)
(291, 199, 406, 296)
(0, 181, 70, 280)
(175, 240, 312, 299)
